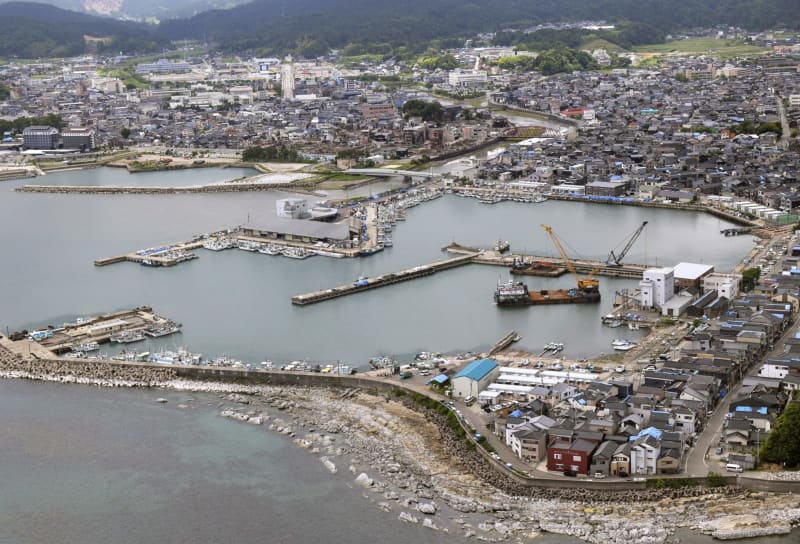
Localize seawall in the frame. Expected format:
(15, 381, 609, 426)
(1, 345, 798, 496)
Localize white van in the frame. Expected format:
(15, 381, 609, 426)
(725, 463, 743, 473)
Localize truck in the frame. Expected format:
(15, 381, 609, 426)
(399, 371, 413, 380)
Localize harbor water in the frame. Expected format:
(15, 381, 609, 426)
(27, 166, 258, 187)
(0, 171, 753, 365)
(0, 168, 794, 544)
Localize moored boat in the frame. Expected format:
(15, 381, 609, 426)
(110, 329, 146, 344)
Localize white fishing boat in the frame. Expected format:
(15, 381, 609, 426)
(110, 330, 146, 344)
(611, 339, 637, 351)
(281, 247, 314, 259)
(77, 341, 100, 352)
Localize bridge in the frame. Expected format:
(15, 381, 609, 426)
(344, 168, 436, 179)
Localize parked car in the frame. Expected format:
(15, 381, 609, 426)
(594, 472, 607, 479)
(563, 470, 577, 477)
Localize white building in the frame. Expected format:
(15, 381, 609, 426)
(448, 69, 488, 88)
(703, 272, 740, 300)
(276, 198, 308, 219)
(452, 358, 500, 398)
(281, 57, 295, 100)
(640, 267, 674, 309)
(630, 434, 661, 475)
(758, 362, 790, 379)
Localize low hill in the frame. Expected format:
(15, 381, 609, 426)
(0, 2, 163, 57)
(156, 0, 800, 56)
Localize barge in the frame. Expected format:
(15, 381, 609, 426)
(494, 279, 601, 306)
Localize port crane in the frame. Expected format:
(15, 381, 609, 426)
(605, 221, 648, 267)
(540, 224, 599, 292)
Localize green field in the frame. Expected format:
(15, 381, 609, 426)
(634, 38, 768, 59)
(581, 38, 624, 52)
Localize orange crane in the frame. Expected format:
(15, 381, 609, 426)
(540, 224, 600, 292)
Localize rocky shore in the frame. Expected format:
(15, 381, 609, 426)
(1, 346, 798, 543)
(169, 378, 800, 544)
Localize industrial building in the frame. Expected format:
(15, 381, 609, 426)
(452, 358, 499, 398)
(640, 267, 675, 310)
(135, 59, 191, 74)
(22, 126, 59, 150)
(673, 262, 715, 291)
(276, 198, 308, 219)
(703, 272, 740, 300)
(239, 217, 353, 245)
(61, 127, 96, 150)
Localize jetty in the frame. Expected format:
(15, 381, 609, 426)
(488, 330, 521, 356)
(292, 244, 648, 306)
(95, 239, 204, 267)
(443, 243, 647, 279)
(291, 253, 478, 305)
(7, 306, 180, 355)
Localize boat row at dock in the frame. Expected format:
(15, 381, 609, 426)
(63, 320, 182, 357)
(203, 237, 318, 259)
(451, 187, 548, 205)
(601, 313, 654, 330)
(15, 308, 183, 357)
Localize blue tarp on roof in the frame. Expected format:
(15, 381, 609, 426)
(432, 374, 449, 385)
(735, 406, 753, 412)
(509, 410, 523, 418)
(454, 358, 498, 381)
(629, 426, 663, 441)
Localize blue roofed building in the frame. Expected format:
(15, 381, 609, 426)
(452, 358, 500, 398)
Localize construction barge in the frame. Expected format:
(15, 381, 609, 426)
(509, 257, 567, 277)
(494, 279, 601, 306)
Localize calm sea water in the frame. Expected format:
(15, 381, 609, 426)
(0, 168, 794, 543)
(28, 166, 258, 187)
(0, 171, 751, 365)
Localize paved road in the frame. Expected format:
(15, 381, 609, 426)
(777, 94, 791, 150)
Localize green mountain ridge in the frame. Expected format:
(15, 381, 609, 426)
(0, 0, 797, 59)
(0, 0, 251, 20)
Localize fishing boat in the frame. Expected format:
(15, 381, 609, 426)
(77, 341, 100, 352)
(144, 321, 182, 338)
(493, 239, 510, 253)
(258, 244, 282, 256)
(110, 329, 146, 344)
(237, 240, 262, 252)
(281, 247, 314, 259)
(611, 339, 637, 351)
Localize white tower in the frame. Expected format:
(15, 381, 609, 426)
(281, 55, 295, 101)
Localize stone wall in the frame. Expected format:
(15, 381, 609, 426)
(1, 350, 798, 496)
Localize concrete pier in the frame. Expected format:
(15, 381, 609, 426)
(444, 244, 648, 279)
(291, 253, 478, 305)
(94, 239, 204, 267)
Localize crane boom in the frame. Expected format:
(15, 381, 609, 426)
(541, 224, 599, 291)
(606, 221, 648, 267)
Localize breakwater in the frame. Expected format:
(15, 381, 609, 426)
(15, 183, 299, 195)
(3, 345, 798, 497)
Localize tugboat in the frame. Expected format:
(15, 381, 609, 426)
(494, 278, 531, 306)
